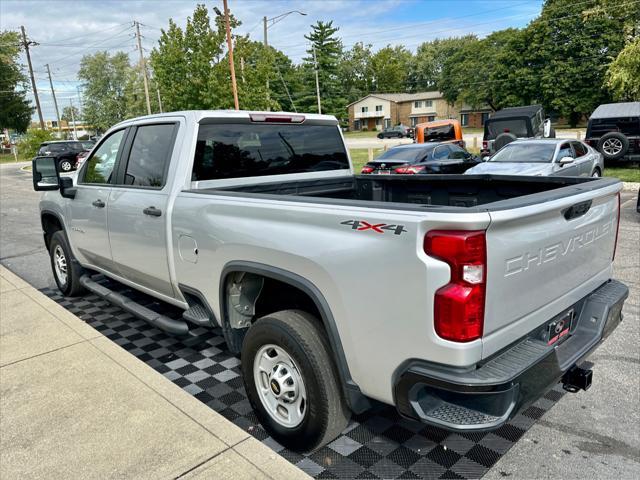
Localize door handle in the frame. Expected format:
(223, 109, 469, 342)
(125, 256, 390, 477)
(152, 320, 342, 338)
(143, 206, 162, 217)
(92, 199, 105, 208)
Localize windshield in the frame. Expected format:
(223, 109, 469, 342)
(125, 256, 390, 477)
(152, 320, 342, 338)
(424, 124, 455, 141)
(490, 143, 556, 163)
(193, 123, 349, 180)
(375, 147, 429, 163)
(485, 119, 529, 139)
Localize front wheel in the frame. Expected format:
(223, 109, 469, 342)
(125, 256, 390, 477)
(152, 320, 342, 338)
(241, 310, 349, 452)
(591, 168, 601, 178)
(49, 231, 85, 296)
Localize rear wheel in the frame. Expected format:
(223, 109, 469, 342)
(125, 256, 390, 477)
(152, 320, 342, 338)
(591, 168, 601, 177)
(49, 231, 85, 296)
(58, 159, 73, 172)
(242, 310, 349, 452)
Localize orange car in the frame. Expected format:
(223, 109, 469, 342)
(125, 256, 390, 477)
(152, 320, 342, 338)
(414, 119, 465, 147)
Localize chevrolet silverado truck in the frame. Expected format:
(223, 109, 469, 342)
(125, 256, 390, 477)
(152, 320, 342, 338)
(32, 111, 628, 452)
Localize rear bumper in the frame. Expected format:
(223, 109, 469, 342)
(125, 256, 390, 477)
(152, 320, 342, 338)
(393, 279, 628, 431)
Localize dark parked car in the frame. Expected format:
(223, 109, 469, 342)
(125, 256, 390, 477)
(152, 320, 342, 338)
(37, 141, 88, 172)
(377, 125, 413, 139)
(360, 142, 479, 175)
(585, 102, 640, 162)
(481, 105, 554, 157)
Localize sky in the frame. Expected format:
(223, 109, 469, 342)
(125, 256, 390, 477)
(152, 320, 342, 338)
(0, 0, 544, 121)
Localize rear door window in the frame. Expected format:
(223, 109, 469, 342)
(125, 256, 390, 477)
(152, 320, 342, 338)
(431, 145, 451, 160)
(193, 123, 349, 180)
(120, 123, 177, 188)
(572, 141, 587, 158)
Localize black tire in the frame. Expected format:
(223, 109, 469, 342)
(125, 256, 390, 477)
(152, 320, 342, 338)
(242, 310, 349, 452)
(377, 133, 384, 139)
(591, 167, 601, 177)
(58, 159, 73, 172)
(598, 132, 629, 161)
(49, 231, 85, 296)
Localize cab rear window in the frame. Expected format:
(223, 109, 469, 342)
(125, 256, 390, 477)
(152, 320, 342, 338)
(193, 123, 349, 181)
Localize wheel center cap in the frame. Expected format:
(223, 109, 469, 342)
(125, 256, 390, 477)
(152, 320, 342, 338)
(270, 379, 281, 395)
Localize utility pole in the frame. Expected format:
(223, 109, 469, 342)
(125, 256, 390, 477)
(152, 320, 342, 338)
(156, 88, 163, 113)
(263, 16, 270, 110)
(134, 21, 152, 115)
(69, 98, 77, 140)
(312, 46, 322, 114)
(223, 0, 239, 110)
(45, 64, 62, 135)
(21, 26, 45, 129)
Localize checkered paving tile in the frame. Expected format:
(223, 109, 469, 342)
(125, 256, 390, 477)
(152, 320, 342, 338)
(42, 277, 566, 479)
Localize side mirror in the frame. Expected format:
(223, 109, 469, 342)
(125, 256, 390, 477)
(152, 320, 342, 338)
(559, 156, 574, 165)
(482, 156, 491, 162)
(32, 156, 60, 191)
(59, 176, 76, 199)
(543, 119, 552, 138)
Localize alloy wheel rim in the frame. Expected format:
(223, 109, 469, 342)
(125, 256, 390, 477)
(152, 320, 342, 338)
(602, 138, 622, 156)
(253, 344, 307, 428)
(53, 245, 68, 285)
(60, 161, 72, 171)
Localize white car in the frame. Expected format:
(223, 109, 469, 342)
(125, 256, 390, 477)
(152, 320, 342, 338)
(466, 139, 604, 177)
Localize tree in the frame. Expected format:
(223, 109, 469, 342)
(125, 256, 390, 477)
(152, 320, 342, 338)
(0, 31, 33, 132)
(409, 36, 476, 91)
(370, 45, 412, 92)
(124, 65, 159, 117)
(299, 21, 346, 119)
(606, 39, 640, 101)
(78, 51, 131, 131)
(339, 42, 374, 103)
(525, 0, 627, 125)
(150, 5, 231, 111)
(61, 105, 80, 123)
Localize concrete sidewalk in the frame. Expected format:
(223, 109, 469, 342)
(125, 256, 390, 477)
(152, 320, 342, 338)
(0, 265, 309, 480)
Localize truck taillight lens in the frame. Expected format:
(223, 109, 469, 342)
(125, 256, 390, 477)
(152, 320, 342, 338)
(613, 192, 621, 261)
(424, 230, 486, 342)
(361, 166, 374, 174)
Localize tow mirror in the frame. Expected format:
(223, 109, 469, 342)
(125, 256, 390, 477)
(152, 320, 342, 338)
(559, 156, 574, 165)
(543, 119, 552, 138)
(32, 156, 60, 191)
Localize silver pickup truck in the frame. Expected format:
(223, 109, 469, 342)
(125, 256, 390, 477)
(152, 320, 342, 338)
(33, 111, 628, 452)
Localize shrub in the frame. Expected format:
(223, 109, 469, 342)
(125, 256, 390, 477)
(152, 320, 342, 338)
(18, 129, 55, 159)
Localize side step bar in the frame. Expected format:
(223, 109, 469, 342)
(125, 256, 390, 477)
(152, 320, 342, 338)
(80, 275, 189, 336)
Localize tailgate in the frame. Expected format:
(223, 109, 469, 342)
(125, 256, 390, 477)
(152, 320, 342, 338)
(483, 182, 621, 348)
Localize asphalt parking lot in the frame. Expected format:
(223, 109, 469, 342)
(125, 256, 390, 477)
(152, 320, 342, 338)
(1, 161, 638, 479)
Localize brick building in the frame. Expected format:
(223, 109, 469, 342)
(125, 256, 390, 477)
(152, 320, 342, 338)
(347, 92, 491, 131)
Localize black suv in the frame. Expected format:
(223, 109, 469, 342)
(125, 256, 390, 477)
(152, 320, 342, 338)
(37, 141, 87, 172)
(586, 102, 640, 162)
(377, 125, 413, 139)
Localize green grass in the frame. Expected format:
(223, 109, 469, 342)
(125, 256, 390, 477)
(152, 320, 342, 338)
(349, 148, 383, 172)
(604, 166, 640, 183)
(0, 151, 30, 163)
(343, 130, 379, 138)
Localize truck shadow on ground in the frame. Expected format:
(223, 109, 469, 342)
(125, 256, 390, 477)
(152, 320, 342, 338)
(42, 275, 566, 480)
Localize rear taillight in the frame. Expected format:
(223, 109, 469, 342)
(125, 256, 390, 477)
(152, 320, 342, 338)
(361, 166, 374, 174)
(482, 141, 488, 150)
(613, 192, 621, 260)
(394, 165, 425, 174)
(424, 230, 486, 342)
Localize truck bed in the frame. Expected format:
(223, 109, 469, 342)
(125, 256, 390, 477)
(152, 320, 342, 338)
(193, 174, 619, 212)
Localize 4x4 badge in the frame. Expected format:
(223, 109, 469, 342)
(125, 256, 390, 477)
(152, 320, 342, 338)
(340, 220, 407, 235)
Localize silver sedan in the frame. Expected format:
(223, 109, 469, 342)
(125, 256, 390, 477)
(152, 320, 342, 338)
(465, 139, 604, 177)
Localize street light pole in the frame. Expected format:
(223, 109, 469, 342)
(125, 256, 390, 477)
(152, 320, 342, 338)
(263, 10, 306, 112)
